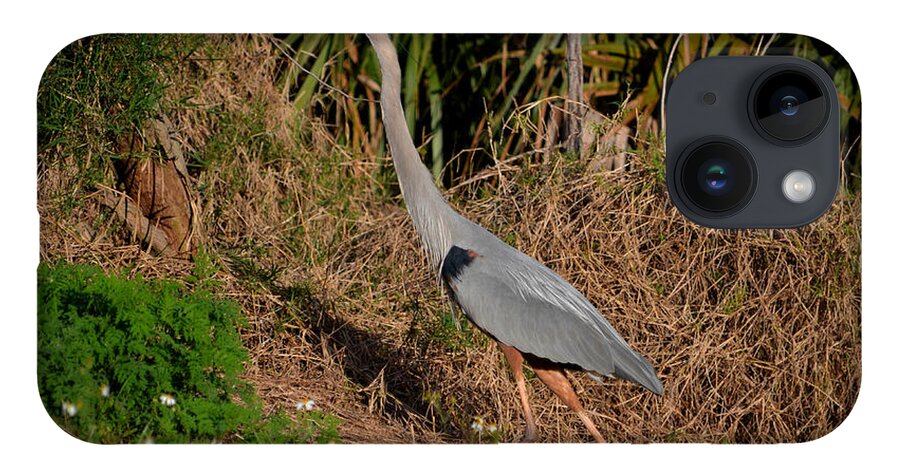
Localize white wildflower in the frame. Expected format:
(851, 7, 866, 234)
(61, 401, 77, 417)
(100, 383, 110, 398)
(470, 416, 485, 433)
(296, 399, 315, 411)
(159, 394, 176, 407)
(486, 423, 498, 433)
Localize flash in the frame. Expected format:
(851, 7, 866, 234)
(782, 170, 816, 203)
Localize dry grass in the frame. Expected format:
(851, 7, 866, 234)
(38, 35, 861, 443)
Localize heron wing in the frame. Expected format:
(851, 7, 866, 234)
(443, 242, 663, 395)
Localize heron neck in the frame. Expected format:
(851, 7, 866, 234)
(370, 34, 455, 268)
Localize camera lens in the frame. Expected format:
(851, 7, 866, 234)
(699, 159, 732, 196)
(678, 140, 756, 215)
(780, 95, 799, 116)
(752, 68, 828, 143)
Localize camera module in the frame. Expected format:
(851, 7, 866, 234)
(666, 56, 840, 228)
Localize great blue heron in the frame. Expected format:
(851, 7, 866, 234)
(368, 34, 663, 443)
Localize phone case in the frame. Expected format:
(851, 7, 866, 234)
(36, 33, 860, 444)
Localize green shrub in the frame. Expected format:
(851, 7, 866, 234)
(37, 262, 341, 443)
(242, 410, 341, 444)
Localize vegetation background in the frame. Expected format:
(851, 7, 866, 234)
(37, 33, 860, 443)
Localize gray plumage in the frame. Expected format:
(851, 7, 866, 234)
(368, 33, 663, 396)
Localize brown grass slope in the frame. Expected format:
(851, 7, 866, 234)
(38, 35, 860, 443)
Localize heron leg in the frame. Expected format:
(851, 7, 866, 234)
(530, 362, 606, 443)
(498, 343, 537, 442)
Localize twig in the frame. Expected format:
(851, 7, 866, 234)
(759, 34, 779, 56)
(840, 135, 861, 192)
(269, 35, 377, 104)
(660, 33, 684, 137)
